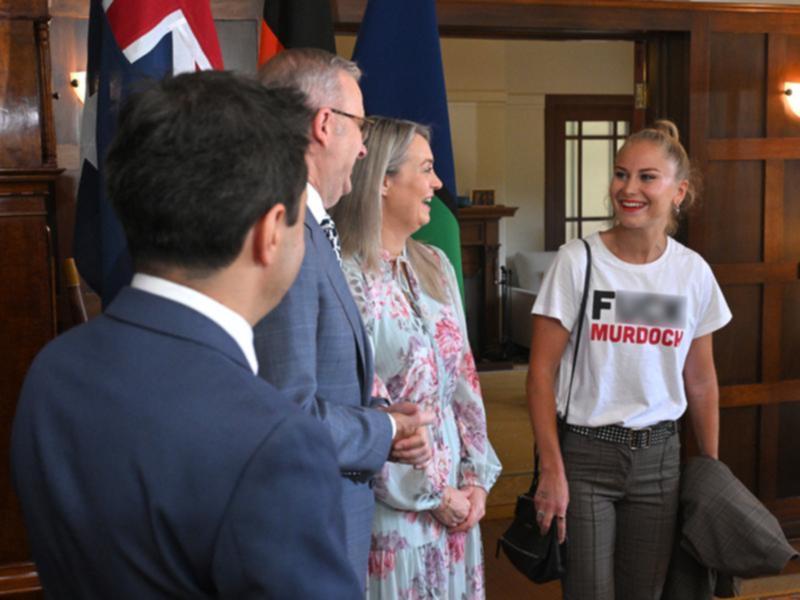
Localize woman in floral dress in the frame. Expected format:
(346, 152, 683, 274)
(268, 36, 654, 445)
(332, 117, 501, 599)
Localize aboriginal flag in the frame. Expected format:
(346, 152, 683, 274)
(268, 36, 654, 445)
(259, 0, 336, 65)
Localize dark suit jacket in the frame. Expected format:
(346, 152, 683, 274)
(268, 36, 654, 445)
(662, 456, 798, 600)
(11, 287, 360, 599)
(253, 208, 393, 581)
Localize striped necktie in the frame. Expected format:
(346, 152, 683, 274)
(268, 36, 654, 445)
(319, 215, 342, 266)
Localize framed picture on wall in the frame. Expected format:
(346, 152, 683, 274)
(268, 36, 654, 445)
(471, 189, 495, 205)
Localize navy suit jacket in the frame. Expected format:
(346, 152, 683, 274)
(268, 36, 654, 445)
(11, 287, 360, 599)
(253, 208, 393, 581)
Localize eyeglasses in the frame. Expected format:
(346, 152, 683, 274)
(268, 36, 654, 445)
(329, 108, 375, 141)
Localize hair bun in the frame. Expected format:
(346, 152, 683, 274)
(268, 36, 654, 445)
(653, 119, 680, 143)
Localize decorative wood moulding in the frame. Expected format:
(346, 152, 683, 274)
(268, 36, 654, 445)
(720, 379, 800, 408)
(0, 562, 39, 594)
(711, 261, 800, 285)
(0, 0, 47, 18)
(708, 138, 800, 160)
(334, 0, 800, 34)
(457, 205, 518, 220)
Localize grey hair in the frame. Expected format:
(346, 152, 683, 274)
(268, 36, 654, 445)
(257, 48, 361, 110)
(333, 116, 447, 302)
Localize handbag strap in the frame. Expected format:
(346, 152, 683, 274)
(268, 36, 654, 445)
(530, 239, 592, 494)
(561, 238, 592, 426)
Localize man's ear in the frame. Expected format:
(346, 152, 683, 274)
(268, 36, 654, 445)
(252, 203, 286, 267)
(310, 108, 333, 147)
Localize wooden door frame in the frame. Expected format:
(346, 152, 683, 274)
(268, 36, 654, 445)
(544, 94, 633, 250)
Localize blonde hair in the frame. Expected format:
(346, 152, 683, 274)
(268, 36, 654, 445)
(333, 117, 446, 302)
(617, 119, 701, 235)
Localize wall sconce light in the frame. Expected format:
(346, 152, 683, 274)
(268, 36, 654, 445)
(784, 82, 800, 118)
(70, 71, 87, 104)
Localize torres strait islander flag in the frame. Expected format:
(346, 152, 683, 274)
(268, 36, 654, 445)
(258, 0, 336, 65)
(353, 0, 464, 299)
(73, 0, 223, 306)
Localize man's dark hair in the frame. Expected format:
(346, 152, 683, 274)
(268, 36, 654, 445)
(106, 70, 311, 274)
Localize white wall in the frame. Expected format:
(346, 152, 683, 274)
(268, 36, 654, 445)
(337, 35, 633, 261)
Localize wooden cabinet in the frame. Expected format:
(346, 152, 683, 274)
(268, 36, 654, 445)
(457, 205, 517, 363)
(0, 2, 58, 596)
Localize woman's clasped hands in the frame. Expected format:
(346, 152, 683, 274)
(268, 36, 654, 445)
(432, 485, 488, 532)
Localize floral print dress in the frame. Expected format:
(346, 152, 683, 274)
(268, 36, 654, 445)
(343, 245, 502, 600)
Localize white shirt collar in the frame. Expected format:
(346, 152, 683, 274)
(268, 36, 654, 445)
(130, 273, 259, 374)
(306, 182, 327, 225)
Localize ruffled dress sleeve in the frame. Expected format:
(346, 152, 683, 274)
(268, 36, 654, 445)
(435, 248, 502, 492)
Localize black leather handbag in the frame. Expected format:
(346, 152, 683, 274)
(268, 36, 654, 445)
(496, 454, 567, 583)
(497, 239, 592, 584)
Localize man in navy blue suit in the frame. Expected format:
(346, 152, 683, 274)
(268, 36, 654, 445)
(11, 71, 361, 599)
(255, 48, 434, 589)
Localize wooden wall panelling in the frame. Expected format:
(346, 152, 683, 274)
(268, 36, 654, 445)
(645, 32, 690, 142)
(709, 32, 766, 139)
(712, 261, 797, 285)
(714, 285, 761, 384)
(333, 0, 800, 37)
(778, 402, 800, 498)
(709, 9, 800, 34)
(704, 161, 764, 263)
(708, 137, 800, 160)
(0, 2, 59, 595)
(719, 379, 800, 408)
(0, 0, 47, 17)
(688, 13, 710, 255)
(719, 407, 759, 491)
(782, 284, 800, 378)
(0, 180, 56, 598)
(759, 34, 788, 500)
(0, 20, 44, 169)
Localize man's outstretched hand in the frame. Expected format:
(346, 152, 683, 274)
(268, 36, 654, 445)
(382, 402, 434, 467)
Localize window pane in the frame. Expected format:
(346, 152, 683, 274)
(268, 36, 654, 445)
(565, 121, 578, 136)
(617, 121, 629, 135)
(582, 219, 610, 238)
(565, 221, 579, 243)
(583, 121, 613, 136)
(616, 138, 625, 151)
(581, 139, 615, 218)
(565, 139, 579, 218)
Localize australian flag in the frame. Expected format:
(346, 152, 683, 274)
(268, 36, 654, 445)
(74, 0, 223, 306)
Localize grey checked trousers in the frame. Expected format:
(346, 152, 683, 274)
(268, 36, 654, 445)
(561, 428, 681, 600)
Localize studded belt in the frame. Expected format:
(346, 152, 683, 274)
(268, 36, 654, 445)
(565, 420, 678, 450)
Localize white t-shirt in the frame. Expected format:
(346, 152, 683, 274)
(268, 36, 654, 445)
(532, 232, 732, 428)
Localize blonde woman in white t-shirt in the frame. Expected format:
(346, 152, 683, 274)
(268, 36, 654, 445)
(526, 120, 731, 600)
